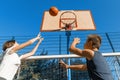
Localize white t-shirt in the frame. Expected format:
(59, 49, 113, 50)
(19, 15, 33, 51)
(0, 47, 22, 80)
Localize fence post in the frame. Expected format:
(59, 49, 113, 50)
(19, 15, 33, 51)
(59, 35, 61, 55)
(66, 31, 71, 80)
(105, 33, 115, 52)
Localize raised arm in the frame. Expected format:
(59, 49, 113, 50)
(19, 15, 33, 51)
(69, 38, 94, 60)
(11, 33, 41, 53)
(20, 38, 43, 60)
(69, 38, 82, 55)
(59, 60, 87, 71)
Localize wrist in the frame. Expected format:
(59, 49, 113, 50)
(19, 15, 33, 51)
(70, 42, 76, 48)
(73, 41, 77, 45)
(67, 65, 69, 69)
(30, 37, 38, 43)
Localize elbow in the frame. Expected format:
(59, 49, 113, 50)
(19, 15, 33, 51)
(69, 48, 72, 52)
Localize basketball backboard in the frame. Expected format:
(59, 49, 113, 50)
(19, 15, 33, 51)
(40, 10, 96, 32)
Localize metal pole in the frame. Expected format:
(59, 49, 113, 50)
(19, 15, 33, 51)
(66, 31, 71, 80)
(27, 52, 120, 60)
(59, 35, 62, 80)
(59, 35, 61, 55)
(105, 33, 115, 52)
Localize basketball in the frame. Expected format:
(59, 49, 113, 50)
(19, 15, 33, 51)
(49, 6, 59, 16)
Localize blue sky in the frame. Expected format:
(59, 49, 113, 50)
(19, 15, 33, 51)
(0, 0, 120, 36)
(0, 1, 119, 79)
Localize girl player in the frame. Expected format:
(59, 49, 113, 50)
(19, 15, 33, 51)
(0, 33, 43, 80)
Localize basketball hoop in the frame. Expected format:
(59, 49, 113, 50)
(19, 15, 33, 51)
(41, 10, 96, 32)
(60, 11, 77, 31)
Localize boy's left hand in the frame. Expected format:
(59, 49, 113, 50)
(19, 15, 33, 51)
(73, 38, 80, 44)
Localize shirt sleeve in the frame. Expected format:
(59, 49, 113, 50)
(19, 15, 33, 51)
(19, 55, 23, 60)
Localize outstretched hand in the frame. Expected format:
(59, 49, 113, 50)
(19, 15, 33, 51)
(59, 60, 69, 69)
(36, 32, 42, 40)
(37, 32, 41, 37)
(37, 32, 44, 44)
(38, 37, 44, 44)
(37, 32, 41, 38)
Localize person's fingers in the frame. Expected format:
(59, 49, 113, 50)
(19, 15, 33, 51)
(59, 60, 65, 64)
(37, 32, 42, 38)
(40, 38, 44, 41)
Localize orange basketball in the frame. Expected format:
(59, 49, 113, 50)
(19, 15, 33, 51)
(49, 6, 59, 16)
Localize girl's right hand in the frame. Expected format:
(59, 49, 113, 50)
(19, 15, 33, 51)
(38, 38, 44, 44)
(36, 32, 41, 40)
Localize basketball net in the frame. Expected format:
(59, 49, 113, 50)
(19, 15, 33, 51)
(60, 11, 77, 31)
